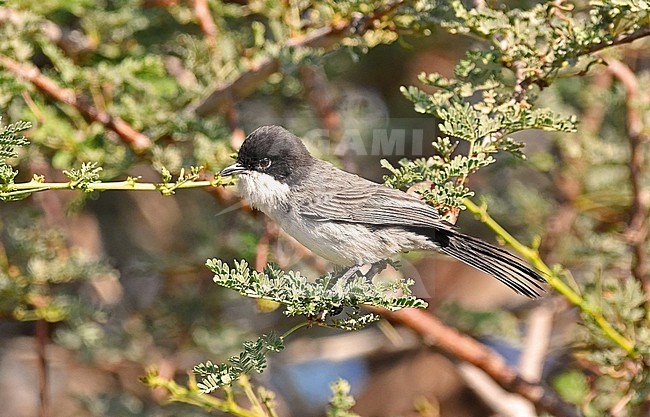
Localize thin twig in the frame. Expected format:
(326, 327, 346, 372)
(191, 0, 218, 51)
(143, 371, 262, 417)
(0, 55, 153, 153)
(519, 304, 555, 382)
(377, 308, 582, 417)
(255, 220, 277, 272)
(605, 58, 650, 297)
(539, 71, 612, 262)
(585, 26, 650, 56)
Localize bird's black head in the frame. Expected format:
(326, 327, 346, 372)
(220, 125, 314, 183)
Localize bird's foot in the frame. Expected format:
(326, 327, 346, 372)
(336, 264, 363, 281)
(364, 260, 390, 280)
(336, 259, 400, 282)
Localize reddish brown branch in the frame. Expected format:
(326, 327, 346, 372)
(538, 160, 581, 262)
(224, 105, 246, 149)
(191, 2, 401, 117)
(586, 26, 650, 56)
(377, 308, 582, 417)
(606, 59, 650, 290)
(190, 0, 218, 51)
(539, 71, 613, 263)
(192, 58, 280, 117)
(255, 220, 277, 272)
(0, 55, 153, 153)
(36, 319, 49, 417)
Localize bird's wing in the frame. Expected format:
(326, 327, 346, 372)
(295, 168, 450, 229)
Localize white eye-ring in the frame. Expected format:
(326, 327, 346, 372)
(258, 158, 272, 170)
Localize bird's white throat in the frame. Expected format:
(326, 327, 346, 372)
(237, 171, 290, 214)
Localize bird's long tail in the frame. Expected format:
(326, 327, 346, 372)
(434, 229, 547, 298)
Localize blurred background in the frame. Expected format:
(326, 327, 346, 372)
(0, 1, 649, 416)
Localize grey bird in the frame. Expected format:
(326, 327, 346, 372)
(220, 125, 546, 298)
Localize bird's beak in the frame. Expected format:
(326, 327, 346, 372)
(220, 162, 247, 177)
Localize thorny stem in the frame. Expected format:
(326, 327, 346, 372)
(463, 198, 638, 357)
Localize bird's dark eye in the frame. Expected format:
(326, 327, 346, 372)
(257, 158, 272, 170)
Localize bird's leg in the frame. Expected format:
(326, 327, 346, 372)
(337, 263, 363, 281)
(364, 260, 389, 280)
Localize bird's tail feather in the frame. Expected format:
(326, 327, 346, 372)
(436, 230, 547, 298)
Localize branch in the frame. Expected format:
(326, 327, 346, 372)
(143, 371, 264, 417)
(463, 198, 638, 357)
(190, 0, 218, 51)
(605, 58, 650, 294)
(519, 304, 555, 382)
(540, 71, 611, 263)
(0, 55, 153, 153)
(585, 26, 650, 56)
(36, 319, 49, 417)
(190, 2, 401, 117)
(377, 308, 582, 417)
(456, 363, 536, 417)
(0, 177, 227, 200)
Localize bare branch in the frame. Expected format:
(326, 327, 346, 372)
(299, 66, 342, 141)
(457, 363, 537, 417)
(540, 71, 611, 263)
(36, 320, 49, 417)
(586, 26, 650, 56)
(192, 58, 280, 117)
(519, 304, 555, 382)
(377, 308, 582, 417)
(190, 0, 218, 51)
(0, 55, 153, 153)
(606, 58, 650, 293)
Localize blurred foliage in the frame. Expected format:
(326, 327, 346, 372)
(0, 0, 429, 415)
(521, 70, 650, 416)
(382, 1, 650, 416)
(0, 209, 117, 323)
(194, 332, 285, 393)
(326, 379, 359, 417)
(0, 0, 650, 417)
(0, 117, 31, 199)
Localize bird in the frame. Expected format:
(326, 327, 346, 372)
(220, 125, 546, 298)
